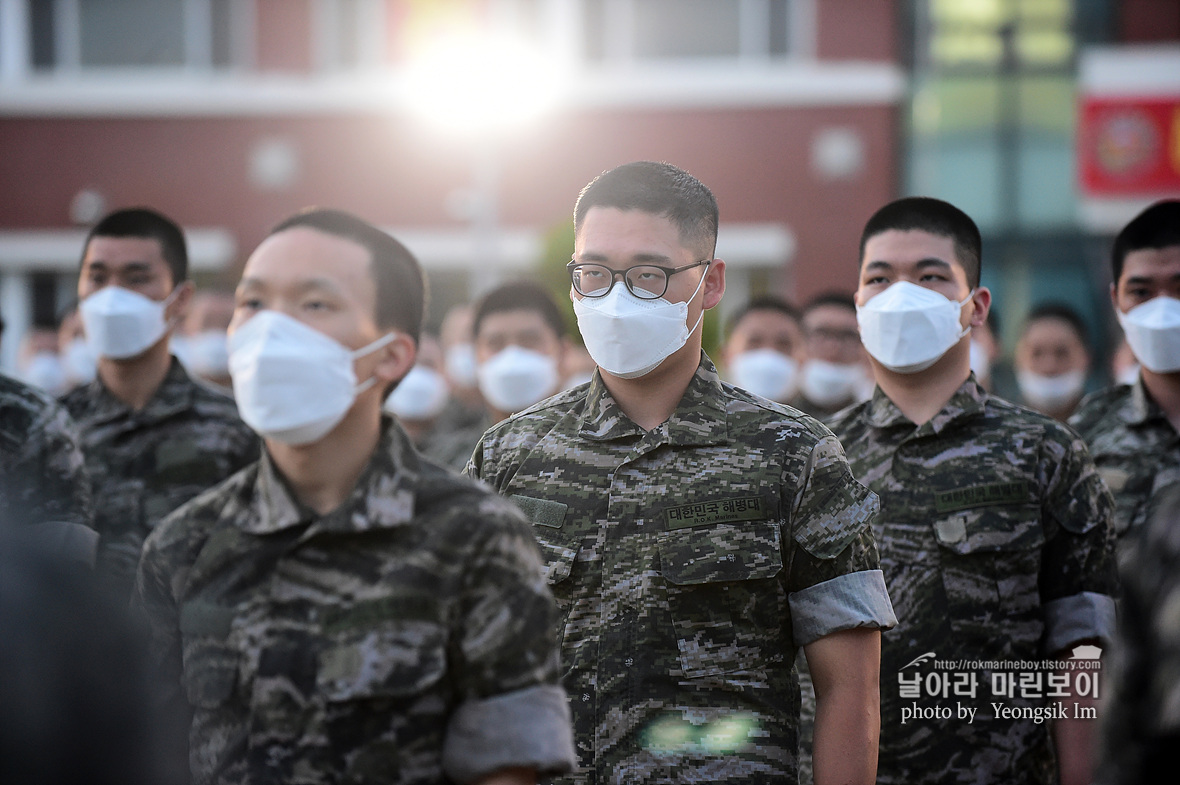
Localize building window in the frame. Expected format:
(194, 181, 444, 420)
(28, 0, 245, 71)
(582, 0, 803, 64)
(313, 0, 387, 72)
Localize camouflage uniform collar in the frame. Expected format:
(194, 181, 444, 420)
(82, 356, 196, 425)
(577, 351, 729, 446)
(866, 372, 988, 434)
(1124, 376, 1165, 428)
(246, 415, 419, 535)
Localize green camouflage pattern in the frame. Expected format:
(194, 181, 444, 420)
(61, 358, 258, 598)
(0, 372, 92, 531)
(1069, 379, 1180, 543)
(466, 353, 888, 784)
(828, 375, 1117, 785)
(136, 417, 572, 785)
(1095, 484, 1180, 785)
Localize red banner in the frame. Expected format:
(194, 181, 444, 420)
(1078, 97, 1180, 195)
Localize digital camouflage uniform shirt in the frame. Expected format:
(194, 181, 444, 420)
(828, 375, 1118, 785)
(466, 353, 897, 784)
(1069, 378, 1180, 547)
(62, 357, 258, 598)
(1094, 484, 1180, 785)
(136, 416, 575, 785)
(0, 373, 95, 559)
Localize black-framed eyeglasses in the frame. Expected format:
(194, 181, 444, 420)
(567, 258, 710, 300)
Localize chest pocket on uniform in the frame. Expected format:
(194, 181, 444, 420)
(658, 522, 785, 678)
(934, 505, 1045, 642)
(316, 597, 448, 703)
(509, 494, 578, 586)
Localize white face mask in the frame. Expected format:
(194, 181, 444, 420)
(728, 349, 799, 402)
(1117, 296, 1180, 374)
(61, 337, 97, 386)
(20, 352, 67, 396)
(857, 281, 973, 374)
(800, 359, 867, 408)
(182, 330, 230, 377)
(385, 365, 450, 422)
(572, 264, 708, 379)
(444, 343, 479, 387)
(477, 345, 559, 414)
(80, 286, 178, 360)
(1017, 369, 1086, 411)
(228, 311, 396, 446)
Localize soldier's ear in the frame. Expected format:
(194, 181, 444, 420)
(375, 332, 417, 389)
(166, 281, 196, 326)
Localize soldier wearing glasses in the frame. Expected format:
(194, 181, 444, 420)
(466, 162, 896, 785)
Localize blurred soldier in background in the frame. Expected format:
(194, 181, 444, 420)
(797, 293, 872, 419)
(57, 302, 98, 392)
(473, 280, 569, 423)
(830, 197, 1116, 785)
(1013, 303, 1092, 422)
(173, 288, 235, 390)
(62, 207, 257, 599)
(137, 208, 574, 785)
(15, 324, 67, 396)
(1071, 199, 1180, 546)
(720, 295, 806, 405)
(424, 281, 570, 470)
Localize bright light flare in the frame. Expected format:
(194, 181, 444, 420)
(403, 31, 561, 137)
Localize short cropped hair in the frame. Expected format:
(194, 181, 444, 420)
(574, 161, 719, 258)
(1111, 200, 1180, 284)
(725, 295, 801, 339)
(803, 291, 857, 316)
(84, 208, 188, 287)
(1023, 302, 1088, 345)
(859, 197, 983, 289)
(269, 209, 425, 343)
(473, 281, 566, 341)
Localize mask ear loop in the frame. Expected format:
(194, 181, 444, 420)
(956, 288, 977, 341)
(684, 261, 712, 336)
(351, 331, 402, 394)
(160, 285, 187, 334)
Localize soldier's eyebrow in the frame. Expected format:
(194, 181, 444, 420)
(915, 258, 954, 272)
(577, 251, 674, 265)
(83, 260, 154, 273)
(296, 277, 348, 297)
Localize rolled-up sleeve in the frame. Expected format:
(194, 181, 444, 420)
(443, 683, 576, 783)
(1043, 591, 1116, 654)
(790, 569, 898, 647)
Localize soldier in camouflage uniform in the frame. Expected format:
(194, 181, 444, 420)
(830, 197, 1117, 785)
(137, 209, 574, 785)
(1094, 483, 1180, 785)
(63, 208, 257, 599)
(1070, 200, 1180, 549)
(467, 162, 896, 785)
(0, 371, 95, 561)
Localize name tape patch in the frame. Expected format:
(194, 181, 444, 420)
(933, 481, 1032, 514)
(664, 496, 764, 530)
